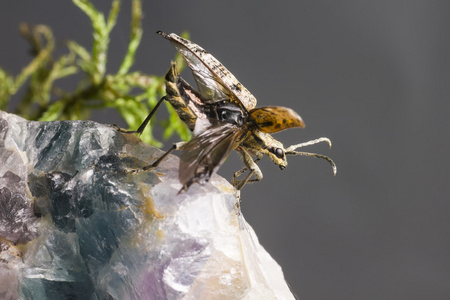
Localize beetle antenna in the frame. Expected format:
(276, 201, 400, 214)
(285, 137, 337, 175)
(285, 137, 332, 151)
(285, 151, 337, 175)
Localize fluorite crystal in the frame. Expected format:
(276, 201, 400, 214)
(0, 111, 295, 300)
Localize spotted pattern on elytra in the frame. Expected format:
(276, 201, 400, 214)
(159, 32, 258, 112)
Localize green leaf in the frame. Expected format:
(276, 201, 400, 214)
(72, 0, 120, 83)
(117, 0, 143, 76)
(0, 69, 14, 110)
(39, 100, 65, 121)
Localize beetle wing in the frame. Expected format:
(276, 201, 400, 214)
(173, 41, 231, 103)
(249, 106, 305, 133)
(179, 119, 244, 192)
(158, 31, 257, 111)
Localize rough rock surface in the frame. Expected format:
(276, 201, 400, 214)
(0, 111, 295, 300)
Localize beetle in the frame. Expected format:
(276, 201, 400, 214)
(122, 31, 336, 192)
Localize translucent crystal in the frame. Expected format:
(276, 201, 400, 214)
(0, 111, 295, 300)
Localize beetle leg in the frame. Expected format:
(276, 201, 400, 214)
(114, 96, 166, 134)
(143, 141, 187, 170)
(232, 165, 249, 181)
(232, 157, 261, 181)
(232, 148, 263, 190)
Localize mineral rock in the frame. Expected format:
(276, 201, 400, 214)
(0, 111, 295, 300)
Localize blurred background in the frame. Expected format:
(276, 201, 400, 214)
(1, 1, 449, 299)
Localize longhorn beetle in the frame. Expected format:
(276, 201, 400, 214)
(119, 31, 336, 193)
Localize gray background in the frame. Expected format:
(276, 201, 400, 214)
(1, 1, 450, 299)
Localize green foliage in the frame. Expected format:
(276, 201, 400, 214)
(0, 0, 191, 146)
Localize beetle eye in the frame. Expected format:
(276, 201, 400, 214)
(269, 147, 284, 159)
(275, 148, 284, 158)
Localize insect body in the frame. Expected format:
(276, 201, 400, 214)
(129, 31, 336, 192)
